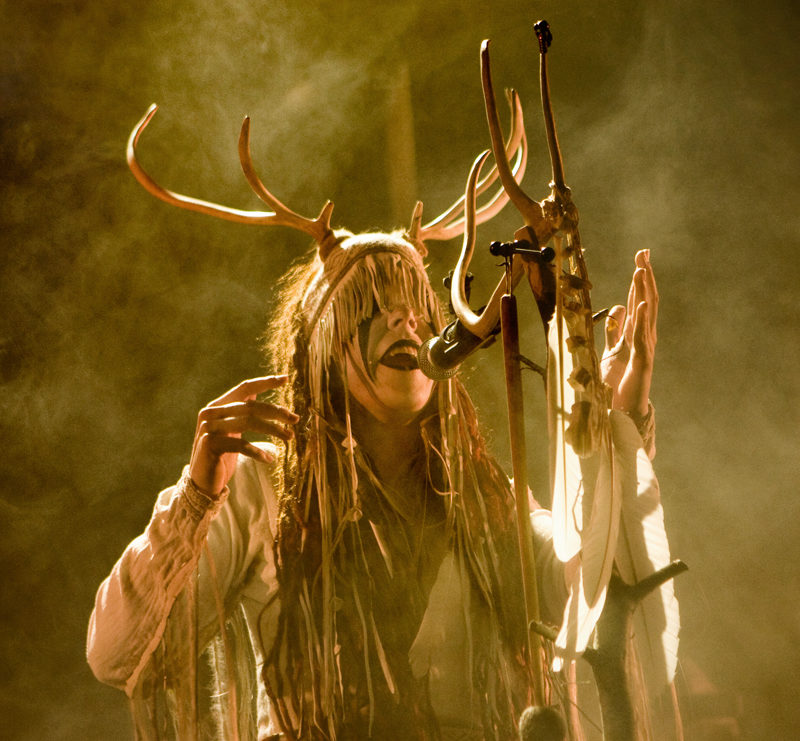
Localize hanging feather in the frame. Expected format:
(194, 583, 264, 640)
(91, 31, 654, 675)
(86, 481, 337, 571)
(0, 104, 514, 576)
(548, 236, 584, 564)
(548, 228, 621, 665)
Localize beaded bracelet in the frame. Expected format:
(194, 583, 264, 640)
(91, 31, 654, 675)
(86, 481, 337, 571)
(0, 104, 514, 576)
(178, 467, 229, 521)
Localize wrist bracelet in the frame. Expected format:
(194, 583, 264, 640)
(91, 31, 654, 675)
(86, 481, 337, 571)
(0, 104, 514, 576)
(178, 467, 229, 520)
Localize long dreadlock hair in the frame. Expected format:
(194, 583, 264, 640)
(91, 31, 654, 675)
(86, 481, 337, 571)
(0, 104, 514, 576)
(261, 231, 531, 740)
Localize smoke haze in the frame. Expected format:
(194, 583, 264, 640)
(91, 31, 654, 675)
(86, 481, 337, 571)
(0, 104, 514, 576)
(1, 1, 797, 738)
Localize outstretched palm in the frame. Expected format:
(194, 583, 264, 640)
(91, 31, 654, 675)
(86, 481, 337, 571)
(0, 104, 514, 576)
(600, 250, 658, 418)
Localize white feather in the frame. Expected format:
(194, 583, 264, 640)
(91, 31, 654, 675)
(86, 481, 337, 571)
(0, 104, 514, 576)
(548, 308, 584, 563)
(554, 431, 621, 660)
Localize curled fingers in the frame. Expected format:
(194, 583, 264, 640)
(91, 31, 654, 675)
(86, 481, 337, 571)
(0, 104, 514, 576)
(204, 414, 295, 442)
(192, 376, 289, 453)
(203, 433, 276, 464)
(196, 398, 299, 466)
(200, 399, 299, 426)
(210, 375, 289, 406)
(199, 400, 298, 440)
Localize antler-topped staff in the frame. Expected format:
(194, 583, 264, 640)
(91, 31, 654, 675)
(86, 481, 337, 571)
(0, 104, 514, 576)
(459, 23, 620, 736)
(452, 19, 616, 616)
(445, 28, 578, 724)
(447, 19, 583, 703)
(452, 22, 686, 740)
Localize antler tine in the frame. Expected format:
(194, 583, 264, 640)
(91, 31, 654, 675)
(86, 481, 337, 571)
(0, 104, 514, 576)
(423, 90, 523, 228)
(422, 120, 527, 243)
(481, 39, 543, 228)
(414, 89, 527, 244)
(450, 148, 528, 340)
(450, 151, 491, 333)
(127, 105, 336, 251)
(238, 117, 334, 247)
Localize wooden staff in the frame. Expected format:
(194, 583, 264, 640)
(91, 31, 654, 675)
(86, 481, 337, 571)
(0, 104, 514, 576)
(500, 270, 546, 707)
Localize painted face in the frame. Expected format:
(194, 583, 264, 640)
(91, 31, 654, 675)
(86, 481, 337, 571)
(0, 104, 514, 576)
(344, 303, 436, 425)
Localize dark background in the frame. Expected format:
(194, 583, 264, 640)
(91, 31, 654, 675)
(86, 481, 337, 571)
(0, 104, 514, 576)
(1, 1, 798, 738)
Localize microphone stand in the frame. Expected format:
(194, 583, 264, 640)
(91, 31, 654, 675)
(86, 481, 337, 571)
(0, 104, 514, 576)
(492, 240, 556, 713)
(501, 260, 546, 707)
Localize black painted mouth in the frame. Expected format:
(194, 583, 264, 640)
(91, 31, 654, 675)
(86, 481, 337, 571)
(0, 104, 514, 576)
(379, 340, 420, 371)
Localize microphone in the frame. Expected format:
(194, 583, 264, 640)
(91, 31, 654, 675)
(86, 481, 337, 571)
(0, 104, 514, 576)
(417, 318, 497, 381)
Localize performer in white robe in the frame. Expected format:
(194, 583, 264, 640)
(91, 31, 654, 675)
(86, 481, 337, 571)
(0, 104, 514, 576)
(87, 227, 659, 740)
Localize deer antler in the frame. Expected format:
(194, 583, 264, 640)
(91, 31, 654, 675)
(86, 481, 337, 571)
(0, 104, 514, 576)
(127, 104, 336, 253)
(449, 151, 528, 338)
(408, 88, 528, 245)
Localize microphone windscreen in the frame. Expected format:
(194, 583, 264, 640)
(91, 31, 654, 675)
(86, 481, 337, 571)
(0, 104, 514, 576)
(417, 338, 457, 381)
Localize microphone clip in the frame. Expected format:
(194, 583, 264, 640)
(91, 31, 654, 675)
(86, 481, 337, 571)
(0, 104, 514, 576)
(489, 239, 555, 264)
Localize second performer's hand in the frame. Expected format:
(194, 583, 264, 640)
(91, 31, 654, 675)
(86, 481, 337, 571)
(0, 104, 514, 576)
(600, 250, 658, 418)
(189, 375, 299, 496)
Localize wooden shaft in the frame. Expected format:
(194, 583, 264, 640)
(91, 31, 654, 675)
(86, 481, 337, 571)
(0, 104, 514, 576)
(537, 24, 566, 194)
(500, 292, 546, 706)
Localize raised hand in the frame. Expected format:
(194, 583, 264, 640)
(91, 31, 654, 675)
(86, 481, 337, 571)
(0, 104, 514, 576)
(600, 250, 658, 418)
(189, 376, 299, 495)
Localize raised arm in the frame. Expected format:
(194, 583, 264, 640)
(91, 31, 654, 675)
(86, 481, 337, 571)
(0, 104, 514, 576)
(86, 376, 296, 693)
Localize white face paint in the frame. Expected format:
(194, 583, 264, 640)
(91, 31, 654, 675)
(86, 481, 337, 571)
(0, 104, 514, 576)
(344, 304, 436, 425)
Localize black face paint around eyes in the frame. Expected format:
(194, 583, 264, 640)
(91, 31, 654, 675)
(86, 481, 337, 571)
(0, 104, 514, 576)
(357, 299, 379, 381)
